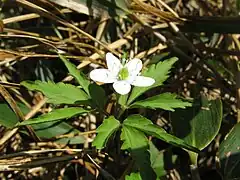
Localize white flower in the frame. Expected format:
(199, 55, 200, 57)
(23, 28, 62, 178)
(90, 52, 155, 95)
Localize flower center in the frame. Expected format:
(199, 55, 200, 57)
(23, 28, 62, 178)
(118, 67, 129, 80)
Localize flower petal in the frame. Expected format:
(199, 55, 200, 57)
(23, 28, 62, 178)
(90, 69, 117, 83)
(106, 52, 123, 76)
(113, 81, 131, 95)
(125, 58, 142, 76)
(131, 76, 155, 87)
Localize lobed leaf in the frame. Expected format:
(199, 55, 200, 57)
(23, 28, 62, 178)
(121, 125, 148, 150)
(128, 57, 178, 105)
(130, 93, 192, 111)
(149, 142, 177, 179)
(59, 54, 90, 95)
(123, 115, 199, 153)
(21, 80, 89, 104)
(60, 55, 107, 109)
(93, 116, 120, 149)
(125, 172, 142, 180)
(121, 126, 156, 180)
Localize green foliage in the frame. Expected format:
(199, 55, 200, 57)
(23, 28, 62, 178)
(1, 0, 233, 178)
(118, 93, 129, 107)
(121, 115, 193, 180)
(0, 102, 85, 143)
(125, 173, 142, 180)
(59, 54, 90, 95)
(92, 116, 120, 149)
(148, 53, 170, 65)
(32, 121, 85, 144)
(0, 103, 28, 128)
(20, 53, 195, 179)
(149, 142, 177, 178)
(130, 93, 192, 111)
(121, 125, 148, 150)
(123, 115, 199, 152)
(127, 57, 178, 105)
(219, 123, 240, 180)
(88, 83, 106, 110)
(149, 142, 166, 178)
(17, 107, 88, 126)
(55, 135, 85, 145)
(121, 126, 156, 180)
(93, 114, 197, 179)
(171, 96, 222, 164)
(171, 96, 222, 149)
(60, 55, 106, 109)
(21, 80, 89, 104)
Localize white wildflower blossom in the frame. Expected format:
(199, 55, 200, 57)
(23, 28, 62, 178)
(90, 52, 155, 95)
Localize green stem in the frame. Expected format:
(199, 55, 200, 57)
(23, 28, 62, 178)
(116, 94, 129, 119)
(189, 151, 201, 180)
(189, 151, 198, 165)
(190, 164, 201, 180)
(117, 107, 126, 120)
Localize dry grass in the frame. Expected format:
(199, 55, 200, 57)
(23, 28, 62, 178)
(0, 0, 239, 179)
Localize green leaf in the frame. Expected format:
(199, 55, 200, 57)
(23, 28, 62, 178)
(219, 123, 240, 180)
(32, 121, 85, 143)
(171, 96, 222, 150)
(171, 96, 222, 164)
(150, 142, 167, 178)
(149, 142, 177, 179)
(0, 103, 28, 128)
(127, 57, 178, 105)
(125, 172, 142, 180)
(121, 125, 148, 150)
(89, 84, 106, 110)
(130, 93, 192, 111)
(17, 107, 88, 126)
(59, 55, 107, 109)
(93, 116, 120, 149)
(121, 126, 156, 180)
(55, 135, 85, 145)
(0, 102, 85, 143)
(49, 0, 130, 17)
(59, 54, 90, 96)
(21, 80, 89, 104)
(149, 141, 166, 178)
(148, 53, 170, 65)
(123, 115, 199, 153)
